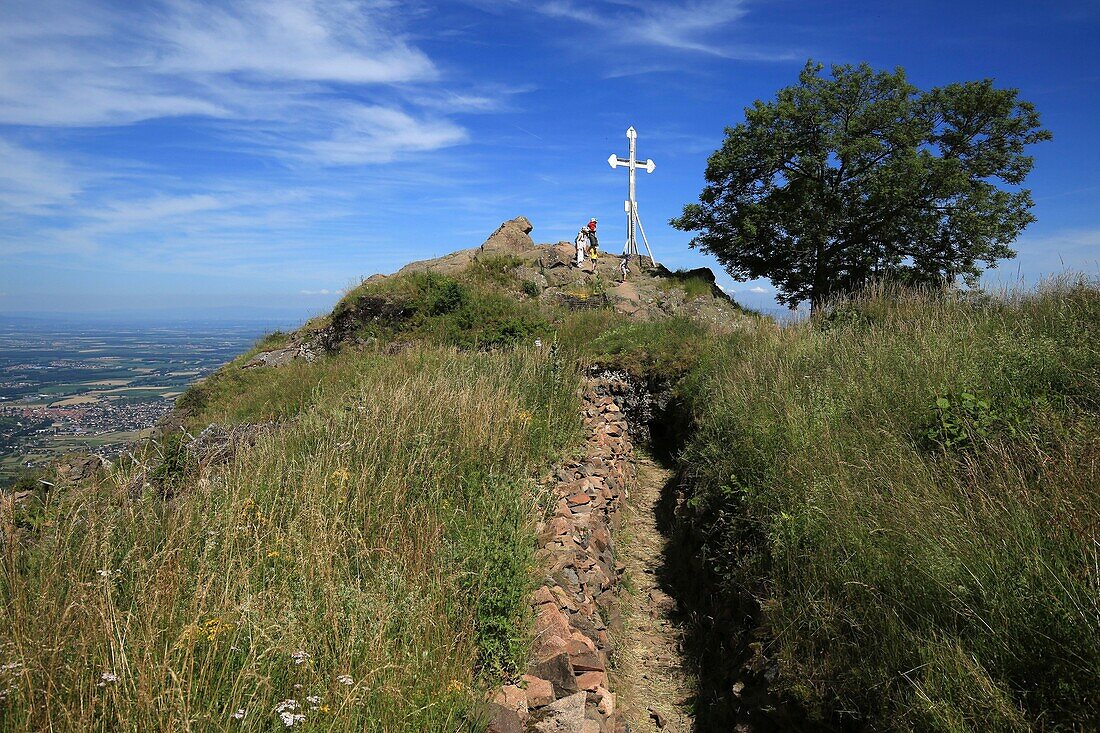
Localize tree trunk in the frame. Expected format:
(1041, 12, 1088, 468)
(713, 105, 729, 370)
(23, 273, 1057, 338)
(810, 240, 829, 316)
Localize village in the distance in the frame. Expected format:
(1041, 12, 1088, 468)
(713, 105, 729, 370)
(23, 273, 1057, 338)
(0, 320, 269, 485)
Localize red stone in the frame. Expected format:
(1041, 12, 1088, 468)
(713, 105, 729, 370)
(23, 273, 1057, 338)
(521, 674, 555, 708)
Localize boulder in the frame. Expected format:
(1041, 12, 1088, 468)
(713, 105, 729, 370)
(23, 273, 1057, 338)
(492, 685, 529, 719)
(529, 652, 577, 698)
(486, 703, 523, 733)
(522, 675, 556, 709)
(532, 691, 586, 733)
(480, 217, 535, 255)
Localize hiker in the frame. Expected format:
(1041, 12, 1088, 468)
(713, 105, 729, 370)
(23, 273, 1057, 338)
(575, 227, 589, 267)
(586, 218, 599, 258)
(619, 253, 630, 282)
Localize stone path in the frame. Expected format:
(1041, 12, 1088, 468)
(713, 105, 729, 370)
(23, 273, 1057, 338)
(487, 376, 635, 733)
(613, 453, 696, 733)
(486, 377, 698, 733)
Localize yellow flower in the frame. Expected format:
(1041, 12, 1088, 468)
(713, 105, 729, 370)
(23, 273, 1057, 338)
(267, 550, 281, 559)
(330, 468, 351, 483)
(187, 617, 234, 643)
(447, 679, 465, 693)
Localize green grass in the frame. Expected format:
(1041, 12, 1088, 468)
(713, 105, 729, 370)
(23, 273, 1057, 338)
(317, 269, 549, 351)
(674, 280, 1100, 730)
(656, 269, 718, 301)
(0, 346, 581, 732)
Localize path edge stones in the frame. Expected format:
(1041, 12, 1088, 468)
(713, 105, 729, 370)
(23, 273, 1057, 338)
(487, 373, 638, 733)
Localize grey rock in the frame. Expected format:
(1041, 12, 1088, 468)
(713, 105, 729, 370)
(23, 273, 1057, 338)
(532, 691, 586, 733)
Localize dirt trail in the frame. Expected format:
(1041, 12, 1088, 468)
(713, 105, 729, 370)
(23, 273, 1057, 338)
(613, 452, 696, 732)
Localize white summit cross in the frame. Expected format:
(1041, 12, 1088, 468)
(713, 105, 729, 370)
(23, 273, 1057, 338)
(607, 126, 659, 265)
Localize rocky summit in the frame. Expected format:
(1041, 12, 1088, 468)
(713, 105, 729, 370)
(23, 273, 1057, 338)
(245, 216, 746, 367)
(391, 216, 740, 322)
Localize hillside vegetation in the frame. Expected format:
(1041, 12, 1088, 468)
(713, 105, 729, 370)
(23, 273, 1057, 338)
(2, 347, 580, 731)
(2, 222, 1097, 732)
(669, 280, 1100, 730)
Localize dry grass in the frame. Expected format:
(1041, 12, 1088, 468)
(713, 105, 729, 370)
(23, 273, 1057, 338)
(0, 346, 580, 732)
(679, 279, 1100, 730)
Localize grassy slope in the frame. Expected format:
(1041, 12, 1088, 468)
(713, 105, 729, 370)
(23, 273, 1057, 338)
(1, 347, 580, 731)
(3, 257, 1097, 732)
(675, 282, 1099, 730)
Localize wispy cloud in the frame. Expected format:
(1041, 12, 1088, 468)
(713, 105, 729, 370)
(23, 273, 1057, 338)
(304, 105, 468, 165)
(0, 139, 85, 211)
(0, 0, 467, 167)
(475, 0, 795, 60)
(0, 0, 439, 127)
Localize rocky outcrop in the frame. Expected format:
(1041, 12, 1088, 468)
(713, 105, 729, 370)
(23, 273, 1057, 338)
(489, 374, 639, 733)
(480, 216, 535, 255)
(243, 216, 747, 368)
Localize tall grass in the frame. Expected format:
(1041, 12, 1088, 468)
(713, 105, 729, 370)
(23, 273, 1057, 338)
(0, 346, 580, 732)
(678, 281, 1100, 730)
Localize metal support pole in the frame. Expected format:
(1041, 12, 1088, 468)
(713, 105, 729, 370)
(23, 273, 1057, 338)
(608, 126, 657, 266)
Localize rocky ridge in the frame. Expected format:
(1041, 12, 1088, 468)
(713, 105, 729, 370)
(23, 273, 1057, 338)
(384, 216, 741, 323)
(487, 374, 638, 733)
(246, 216, 744, 367)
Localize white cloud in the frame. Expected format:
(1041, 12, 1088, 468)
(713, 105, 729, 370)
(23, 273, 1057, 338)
(749, 285, 768, 293)
(300, 289, 333, 295)
(994, 227, 1100, 280)
(0, 139, 84, 210)
(158, 0, 436, 84)
(305, 105, 469, 164)
(0, 0, 466, 176)
(483, 0, 794, 60)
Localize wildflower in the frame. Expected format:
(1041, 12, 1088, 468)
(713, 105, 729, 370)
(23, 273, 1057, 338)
(290, 650, 310, 665)
(447, 679, 464, 692)
(330, 468, 350, 483)
(0, 662, 22, 674)
(274, 700, 305, 727)
(306, 695, 321, 705)
(231, 708, 246, 720)
(280, 712, 306, 727)
(267, 550, 281, 559)
(96, 671, 119, 687)
(336, 674, 354, 686)
(197, 617, 233, 643)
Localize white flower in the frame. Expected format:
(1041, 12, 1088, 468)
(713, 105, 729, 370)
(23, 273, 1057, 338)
(279, 711, 306, 727)
(274, 699, 299, 714)
(96, 671, 119, 687)
(290, 650, 311, 665)
(336, 674, 354, 686)
(306, 695, 321, 705)
(231, 708, 246, 720)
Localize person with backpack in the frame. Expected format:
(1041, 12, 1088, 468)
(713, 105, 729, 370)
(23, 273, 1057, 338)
(575, 227, 589, 268)
(586, 218, 599, 258)
(619, 253, 630, 282)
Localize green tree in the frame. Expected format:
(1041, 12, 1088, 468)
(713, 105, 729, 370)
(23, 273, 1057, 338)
(671, 61, 1051, 312)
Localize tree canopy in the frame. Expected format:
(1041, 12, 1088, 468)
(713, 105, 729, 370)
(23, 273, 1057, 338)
(671, 61, 1051, 311)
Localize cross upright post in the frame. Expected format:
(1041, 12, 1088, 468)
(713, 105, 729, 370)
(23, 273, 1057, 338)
(607, 126, 658, 266)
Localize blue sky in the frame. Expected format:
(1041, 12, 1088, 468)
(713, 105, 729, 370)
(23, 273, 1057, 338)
(1, 0, 1097, 321)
